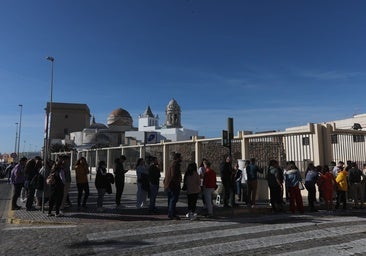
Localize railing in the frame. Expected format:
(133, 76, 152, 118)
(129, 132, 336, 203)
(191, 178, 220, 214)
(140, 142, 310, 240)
(51, 123, 366, 177)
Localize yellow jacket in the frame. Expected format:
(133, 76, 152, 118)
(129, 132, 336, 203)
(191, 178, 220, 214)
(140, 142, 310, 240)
(336, 170, 348, 191)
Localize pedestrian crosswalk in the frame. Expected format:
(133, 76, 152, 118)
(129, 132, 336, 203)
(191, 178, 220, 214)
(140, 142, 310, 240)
(86, 215, 366, 255)
(276, 238, 366, 256)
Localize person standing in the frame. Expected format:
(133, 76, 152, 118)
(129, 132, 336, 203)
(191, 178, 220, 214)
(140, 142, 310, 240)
(164, 153, 183, 220)
(36, 159, 53, 207)
(95, 160, 108, 212)
(220, 155, 234, 207)
(114, 155, 128, 208)
(304, 163, 319, 212)
(24, 156, 43, 211)
(60, 155, 71, 211)
(148, 156, 161, 214)
(317, 165, 336, 213)
(240, 160, 249, 204)
(247, 158, 263, 208)
(74, 157, 90, 210)
(203, 161, 217, 218)
(335, 166, 348, 210)
(197, 158, 207, 209)
(362, 164, 366, 202)
(10, 157, 27, 210)
(285, 161, 304, 214)
(347, 162, 364, 209)
(233, 162, 242, 202)
(333, 161, 344, 178)
(5, 162, 15, 184)
(267, 160, 284, 213)
(47, 159, 65, 217)
(183, 162, 200, 220)
(136, 158, 149, 208)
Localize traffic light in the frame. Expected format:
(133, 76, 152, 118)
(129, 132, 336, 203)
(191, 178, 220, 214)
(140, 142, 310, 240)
(228, 117, 233, 140)
(221, 130, 230, 147)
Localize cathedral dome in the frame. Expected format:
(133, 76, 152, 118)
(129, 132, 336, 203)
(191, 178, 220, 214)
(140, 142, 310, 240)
(107, 108, 133, 127)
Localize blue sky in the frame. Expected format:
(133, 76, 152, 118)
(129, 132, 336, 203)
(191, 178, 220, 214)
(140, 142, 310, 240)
(1, 0, 366, 154)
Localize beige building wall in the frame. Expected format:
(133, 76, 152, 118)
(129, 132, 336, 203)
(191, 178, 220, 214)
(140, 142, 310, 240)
(326, 113, 366, 130)
(47, 102, 91, 141)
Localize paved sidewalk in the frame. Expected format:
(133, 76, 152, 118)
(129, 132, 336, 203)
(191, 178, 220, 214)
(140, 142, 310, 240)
(7, 174, 275, 225)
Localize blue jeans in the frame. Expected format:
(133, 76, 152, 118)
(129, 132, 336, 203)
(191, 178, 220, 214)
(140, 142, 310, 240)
(236, 181, 241, 196)
(166, 188, 180, 218)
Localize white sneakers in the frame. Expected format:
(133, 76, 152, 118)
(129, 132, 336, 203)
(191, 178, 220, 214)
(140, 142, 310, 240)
(185, 212, 198, 220)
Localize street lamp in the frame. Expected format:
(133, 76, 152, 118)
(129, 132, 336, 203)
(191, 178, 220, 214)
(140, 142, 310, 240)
(14, 122, 18, 155)
(17, 104, 23, 159)
(44, 56, 54, 161)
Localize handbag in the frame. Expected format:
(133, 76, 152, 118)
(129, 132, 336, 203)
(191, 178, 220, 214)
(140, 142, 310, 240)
(298, 181, 305, 190)
(46, 173, 56, 185)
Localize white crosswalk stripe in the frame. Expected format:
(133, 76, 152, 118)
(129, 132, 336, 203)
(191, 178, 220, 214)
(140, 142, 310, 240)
(86, 216, 366, 255)
(275, 238, 366, 256)
(152, 224, 366, 256)
(87, 221, 237, 240)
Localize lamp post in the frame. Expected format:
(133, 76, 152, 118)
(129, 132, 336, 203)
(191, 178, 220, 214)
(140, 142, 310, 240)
(17, 104, 23, 159)
(14, 122, 18, 156)
(42, 56, 54, 213)
(44, 56, 54, 161)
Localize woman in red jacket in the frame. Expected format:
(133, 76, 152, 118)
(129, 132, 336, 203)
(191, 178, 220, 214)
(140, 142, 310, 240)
(203, 161, 217, 217)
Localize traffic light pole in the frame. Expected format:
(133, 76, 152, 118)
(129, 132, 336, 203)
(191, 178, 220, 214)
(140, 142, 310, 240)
(222, 117, 234, 157)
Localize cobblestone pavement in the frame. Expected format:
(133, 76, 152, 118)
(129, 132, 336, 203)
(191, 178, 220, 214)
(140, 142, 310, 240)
(6, 174, 273, 225)
(2, 212, 366, 255)
(3, 177, 366, 255)
(85, 215, 366, 256)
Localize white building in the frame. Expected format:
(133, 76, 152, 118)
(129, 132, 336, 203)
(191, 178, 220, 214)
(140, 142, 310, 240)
(70, 108, 137, 149)
(125, 99, 198, 143)
(286, 113, 366, 132)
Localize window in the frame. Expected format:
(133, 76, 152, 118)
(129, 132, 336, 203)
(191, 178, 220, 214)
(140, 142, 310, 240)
(353, 135, 365, 143)
(302, 137, 310, 146)
(331, 134, 338, 144)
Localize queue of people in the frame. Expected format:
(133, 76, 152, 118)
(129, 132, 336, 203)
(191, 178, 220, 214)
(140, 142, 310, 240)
(267, 159, 366, 214)
(214, 157, 366, 215)
(8, 153, 366, 220)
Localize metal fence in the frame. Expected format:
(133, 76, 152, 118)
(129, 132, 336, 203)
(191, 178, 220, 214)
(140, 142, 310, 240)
(52, 123, 366, 178)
